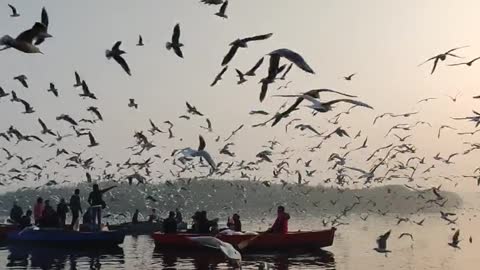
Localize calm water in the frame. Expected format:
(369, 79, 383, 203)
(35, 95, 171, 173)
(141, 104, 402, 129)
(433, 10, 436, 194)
(0, 197, 479, 269)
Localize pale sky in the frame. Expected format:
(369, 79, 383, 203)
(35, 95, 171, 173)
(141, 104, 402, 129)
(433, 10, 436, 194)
(1, 0, 480, 191)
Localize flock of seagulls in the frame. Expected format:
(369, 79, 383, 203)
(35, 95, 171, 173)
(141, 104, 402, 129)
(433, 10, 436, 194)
(1, 1, 479, 268)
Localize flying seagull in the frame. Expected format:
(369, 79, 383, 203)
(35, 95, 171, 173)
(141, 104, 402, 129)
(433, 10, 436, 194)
(166, 23, 183, 58)
(448, 56, 480, 67)
(267, 48, 315, 74)
(128, 99, 138, 109)
(448, 229, 460, 249)
(0, 22, 52, 53)
(222, 33, 273, 66)
(80, 80, 96, 99)
(245, 57, 264, 76)
(235, 69, 247, 84)
(419, 46, 468, 74)
(0, 87, 9, 99)
(13, 75, 28, 88)
(344, 73, 356, 81)
(374, 230, 392, 254)
(88, 132, 99, 147)
(73, 71, 82, 87)
(106, 41, 131, 76)
(200, 0, 224, 5)
(8, 4, 19, 17)
(137, 35, 144, 46)
(47, 83, 58, 97)
(179, 135, 217, 170)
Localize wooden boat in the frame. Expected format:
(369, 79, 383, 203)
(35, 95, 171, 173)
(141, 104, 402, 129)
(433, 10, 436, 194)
(107, 221, 164, 235)
(7, 228, 125, 246)
(153, 228, 336, 252)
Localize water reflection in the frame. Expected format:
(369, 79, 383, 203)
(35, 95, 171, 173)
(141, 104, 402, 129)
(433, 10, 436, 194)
(153, 248, 335, 269)
(5, 244, 124, 269)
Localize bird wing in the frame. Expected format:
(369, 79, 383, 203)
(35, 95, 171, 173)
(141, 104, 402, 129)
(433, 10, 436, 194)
(173, 46, 183, 58)
(38, 118, 47, 130)
(430, 57, 439, 74)
(300, 94, 323, 108)
(172, 23, 181, 44)
(219, 0, 228, 13)
(8, 4, 17, 14)
(280, 63, 293, 79)
(243, 33, 273, 43)
(267, 54, 280, 79)
(222, 45, 239, 66)
(245, 57, 264, 75)
(198, 135, 206, 151)
(323, 99, 373, 109)
(235, 68, 243, 78)
(41, 7, 49, 27)
(269, 48, 314, 74)
(138, 35, 143, 44)
(88, 132, 96, 145)
(114, 55, 131, 76)
(16, 23, 47, 43)
(452, 229, 460, 242)
(74, 72, 81, 84)
(112, 41, 122, 52)
(81, 80, 90, 94)
(445, 46, 469, 54)
(308, 89, 357, 98)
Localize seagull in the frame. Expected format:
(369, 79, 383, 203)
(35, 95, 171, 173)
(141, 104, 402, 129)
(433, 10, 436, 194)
(245, 57, 264, 76)
(18, 99, 34, 114)
(211, 66, 228, 87)
(448, 229, 460, 249)
(128, 99, 138, 109)
(215, 0, 228, 18)
(73, 71, 82, 87)
(448, 56, 480, 67)
(8, 4, 19, 17)
(166, 23, 183, 58)
(0, 22, 52, 53)
(137, 35, 144, 46)
(0, 87, 9, 99)
(267, 48, 315, 74)
(180, 135, 217, 170)
(47, 83, 58, 97)
(186, 102, 203, 116)
(14, 75, 28, 88)
(56, 114, 78, 126)
(438, 125, 456, 138)
(419, 46, 468, 74)
(222, 33, 273, 66)
(235, 69, 247, 84)
(188, 236, 241, 262)
(80, 80, 96, 99)
(200, 0, 224, 5)
(344, 73, 356, 81)
(87, 106, 103, 121)
(38, 118, 55, 136)
(374, 230, 392, 254)
(278, 94, 373, 113)
(88, 132, 99, 147)
(106, 41, 131, 76)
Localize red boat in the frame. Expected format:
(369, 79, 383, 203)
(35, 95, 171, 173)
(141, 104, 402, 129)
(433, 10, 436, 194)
(153, 228, 336, 252)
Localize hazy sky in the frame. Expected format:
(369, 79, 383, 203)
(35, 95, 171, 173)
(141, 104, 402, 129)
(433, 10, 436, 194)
(1, 0, 480, 191)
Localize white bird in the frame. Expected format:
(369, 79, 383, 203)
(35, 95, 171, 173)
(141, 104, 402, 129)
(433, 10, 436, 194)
(280, 94, 372, 113)
(180, 135, 216, 170)
(188, 236, 241, 261)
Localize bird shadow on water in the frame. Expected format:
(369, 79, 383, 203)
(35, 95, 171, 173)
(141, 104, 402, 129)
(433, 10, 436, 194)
(4, 244, 124, 269)
(153, 248, 335, 269)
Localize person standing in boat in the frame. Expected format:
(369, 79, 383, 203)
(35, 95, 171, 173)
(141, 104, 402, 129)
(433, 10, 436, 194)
(87, 184, 117, 230)
(41, 200, 59, 228)
(69, 189, 82, 230)
(267, 206, 290, 234)
(9, 201, 23, 224)
(56, 198, 69, 227)
(163, 211, 177, 234)
(19, 210, 32, 229)
(33, 197, 44, 226)
(175, 208, 183, 223)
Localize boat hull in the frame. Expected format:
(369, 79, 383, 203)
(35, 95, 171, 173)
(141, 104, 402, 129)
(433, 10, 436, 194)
(7, 229, 125, 247)
(108, 222, 163, 235)
(153, 228, 335, 252)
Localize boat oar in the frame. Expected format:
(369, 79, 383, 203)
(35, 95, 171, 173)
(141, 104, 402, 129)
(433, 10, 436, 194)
(237, 230, 269, 250)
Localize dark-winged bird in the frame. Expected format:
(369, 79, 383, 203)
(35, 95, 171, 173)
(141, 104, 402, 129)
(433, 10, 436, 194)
(0, 21, 51, 53)
(166, 23, 183, 58)
(8, 4, 19, 17)
(137, 35, 144, 46)
(47, 83, 58, 97)
(106, 41, 131, 76)
(215, 0, 228, 18)
(211, 66, 228, 87)
(88, 132, 99, 147)
(222, 33, 273, 66)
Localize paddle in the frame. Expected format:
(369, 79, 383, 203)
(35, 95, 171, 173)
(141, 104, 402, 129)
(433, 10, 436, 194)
(237, 229, 269, 250)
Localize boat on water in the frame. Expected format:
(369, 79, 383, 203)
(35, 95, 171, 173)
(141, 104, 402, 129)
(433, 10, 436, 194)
(6, 228, 125, 247)
(107, 221, 164, 235)
(153, 228, 336, 252)
(0, 223, 18, 241)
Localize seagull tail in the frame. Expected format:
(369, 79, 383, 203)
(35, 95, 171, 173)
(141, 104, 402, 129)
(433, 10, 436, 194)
(166, 42, 172, 50)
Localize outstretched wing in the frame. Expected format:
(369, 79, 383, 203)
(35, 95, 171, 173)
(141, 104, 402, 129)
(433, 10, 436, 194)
(222, 45, 238, 66)
(323, 99, 373, 109)
(245, 57, 264, 76)
(198, 135, 206, 151)
(114, 55, 131, 76)
(243, 33, 273, 43)
(172, 24, 181, 44)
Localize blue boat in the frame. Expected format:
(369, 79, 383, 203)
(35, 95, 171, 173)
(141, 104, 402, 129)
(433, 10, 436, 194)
(7, 228, 125, 247)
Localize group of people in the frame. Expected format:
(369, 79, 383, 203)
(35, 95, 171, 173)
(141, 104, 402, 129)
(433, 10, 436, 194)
(8, 184, 116, 231)
(9, 182, 291, 235)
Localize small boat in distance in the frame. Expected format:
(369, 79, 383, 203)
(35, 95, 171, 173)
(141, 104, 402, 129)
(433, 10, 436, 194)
(153, 228, 336, 253)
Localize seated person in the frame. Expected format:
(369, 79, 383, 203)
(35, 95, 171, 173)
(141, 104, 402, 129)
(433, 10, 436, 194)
(19, 210, 33, 229)
(147, 209, 158, 223)
(163, 211, 177, 234)
(267, 206, 290, 234)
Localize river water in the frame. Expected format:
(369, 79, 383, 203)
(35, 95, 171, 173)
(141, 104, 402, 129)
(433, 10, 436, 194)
(0, 206, 478, 270)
